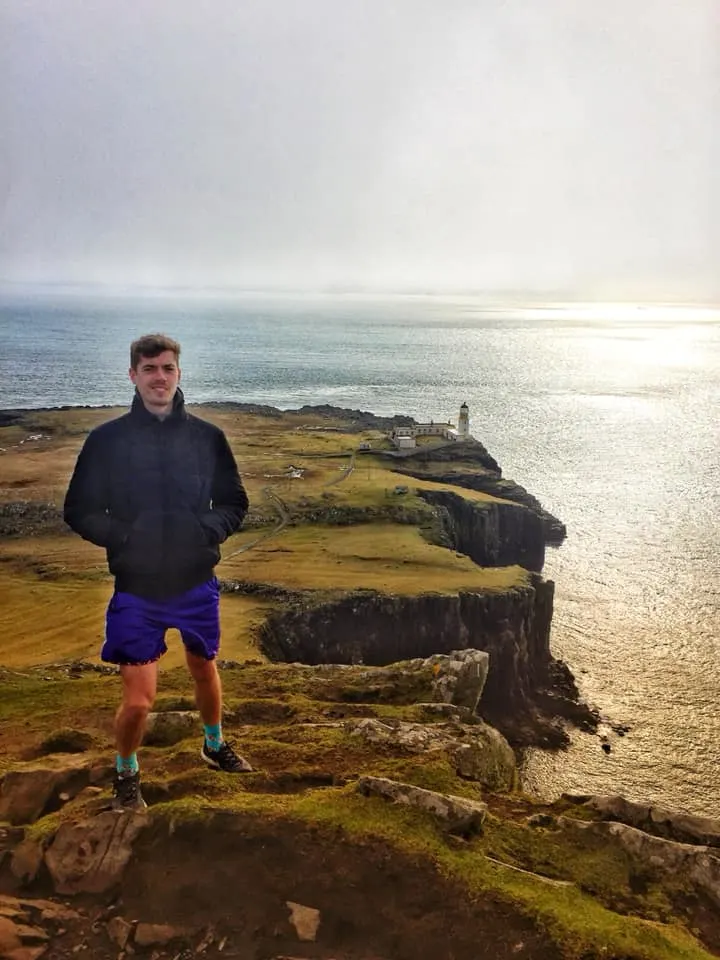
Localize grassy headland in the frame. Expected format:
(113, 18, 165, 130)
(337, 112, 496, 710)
(0, 403, 717, 960)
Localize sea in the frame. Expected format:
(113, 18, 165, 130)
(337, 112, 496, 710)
(1, 288, 719, 818)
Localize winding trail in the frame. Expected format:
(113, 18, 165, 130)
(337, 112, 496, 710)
(221, 486, 289, 561)
(221, 449, 356, 562)
(220, 450, 355, 563)
(323, 450, 356, 487)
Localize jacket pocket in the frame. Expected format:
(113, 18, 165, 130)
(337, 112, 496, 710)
(109, 511, 165, 577)
(109, 510, 219, 578)
(165, 510, 219, 571)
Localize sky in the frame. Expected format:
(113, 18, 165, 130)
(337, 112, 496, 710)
(1, 1, 718, 300)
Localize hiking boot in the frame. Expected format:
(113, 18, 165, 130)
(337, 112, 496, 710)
(201, 740, 253, 773)
(111, 772, 147, 812)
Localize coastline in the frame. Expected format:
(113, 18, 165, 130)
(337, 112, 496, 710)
(2, 399, 719, 957)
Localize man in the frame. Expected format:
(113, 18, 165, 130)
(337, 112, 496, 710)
(64, 333, 251, 812)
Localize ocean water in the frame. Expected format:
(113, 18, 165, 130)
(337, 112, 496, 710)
(2, 289, 719, 817)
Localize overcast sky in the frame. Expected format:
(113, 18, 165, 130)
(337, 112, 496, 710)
(1, 1, 718, 300)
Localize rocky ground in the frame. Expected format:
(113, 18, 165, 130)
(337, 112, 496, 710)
(1, 652, 719, 960)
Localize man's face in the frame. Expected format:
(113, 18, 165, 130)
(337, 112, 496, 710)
(129, 350, 181, 415)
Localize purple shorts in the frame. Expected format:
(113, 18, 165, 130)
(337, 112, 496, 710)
(103, 578, 220, 665)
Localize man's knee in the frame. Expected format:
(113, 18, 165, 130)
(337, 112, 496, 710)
(120, 700, 152, 724)
(119, 665, 157, 717)
(187, 652, 218, 683)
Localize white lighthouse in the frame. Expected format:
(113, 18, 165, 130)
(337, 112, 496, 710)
(457, 402, 470, 440)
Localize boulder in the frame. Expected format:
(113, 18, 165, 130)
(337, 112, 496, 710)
(144, 711, 200, 747)
(347, 717, 515, 790)
(451, 725, 516, 786)
(45, 810, 148, 895)
(580, 794, 720, 848)
(0, 756, 98, 825)
(357, 776, 487, 834)
(423, 649, 490, 711)
(377, 649, 490, 712)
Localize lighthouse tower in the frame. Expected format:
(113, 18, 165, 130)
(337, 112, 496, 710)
(458, 402, 470, 440)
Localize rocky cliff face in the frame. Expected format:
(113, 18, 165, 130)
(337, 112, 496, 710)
(440, 474, 566, 543)
(258, 578, 595, 747)
(418, 490, 546, 572)
(386, 440, 566, 542)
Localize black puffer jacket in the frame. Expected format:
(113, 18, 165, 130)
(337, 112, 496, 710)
(64, 389, 248, 599)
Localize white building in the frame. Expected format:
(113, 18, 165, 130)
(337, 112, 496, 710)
(388, 403, 472, 450)
(458, 402, 470, 439)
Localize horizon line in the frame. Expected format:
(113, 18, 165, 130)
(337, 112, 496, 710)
(1, 279, 719, 310)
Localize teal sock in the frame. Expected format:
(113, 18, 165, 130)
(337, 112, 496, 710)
(116, 753, 139, 777)
(204, 723, 223, 751)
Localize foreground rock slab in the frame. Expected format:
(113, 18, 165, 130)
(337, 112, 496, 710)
(575, 794, 720, 848)
(45, 810, 149, 895)
(358, 775, 487, 835)
(0, 894, 83, 960)
(0, 756, 101, 826)
(559, 817, 720, 908)
(347, 717, 515, 790)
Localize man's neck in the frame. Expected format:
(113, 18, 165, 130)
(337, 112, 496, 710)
(142, 401, 173, 420)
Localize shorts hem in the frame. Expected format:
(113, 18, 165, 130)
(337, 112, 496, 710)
(101, 654, 163, 667)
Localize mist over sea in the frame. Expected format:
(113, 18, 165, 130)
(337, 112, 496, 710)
(2, 289, 719, 817)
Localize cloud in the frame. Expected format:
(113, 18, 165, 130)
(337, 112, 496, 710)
(1, 0, 718, 299)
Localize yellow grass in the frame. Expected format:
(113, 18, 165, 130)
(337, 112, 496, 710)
(0, 574, 272, 669)
(221, 523, 527, 594)
(0, 405, 507, 510)
(0, 406, 524, 670)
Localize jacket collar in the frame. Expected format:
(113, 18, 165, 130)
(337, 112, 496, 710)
(130, 386, 187, 424)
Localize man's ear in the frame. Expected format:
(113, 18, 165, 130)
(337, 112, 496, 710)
(129, 367, 137, 384)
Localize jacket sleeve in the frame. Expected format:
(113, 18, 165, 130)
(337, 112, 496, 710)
(63, 431, 128, 550)
(200, 431, 249, 545)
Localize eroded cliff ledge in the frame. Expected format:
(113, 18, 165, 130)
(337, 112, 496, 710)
(257, 578, 596, 748)
(418, 489, 546, 572)
(383, 438, 566, 543)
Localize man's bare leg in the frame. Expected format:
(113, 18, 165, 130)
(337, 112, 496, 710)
(186, 650, 252, 772)
(112, 662, 157, 810)
(116, 662, 158, 759)
(186, 650, 222, 725)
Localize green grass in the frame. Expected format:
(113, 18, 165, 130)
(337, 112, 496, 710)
(143, 793, 714, 960)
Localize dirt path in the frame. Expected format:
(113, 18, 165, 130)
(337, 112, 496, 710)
(222, 450, 355, 561)
(222, 486, 290, 561)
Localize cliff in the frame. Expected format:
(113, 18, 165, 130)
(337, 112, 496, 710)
(258, 578, 594, 747)
(384, 438, 567, 542)
(418, 489, 546, 571)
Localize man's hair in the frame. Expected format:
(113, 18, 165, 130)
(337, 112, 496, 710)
(130, 334, 181, 370)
